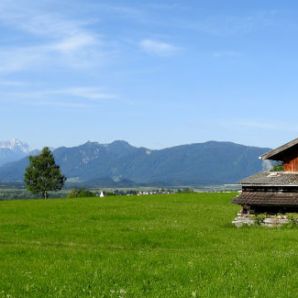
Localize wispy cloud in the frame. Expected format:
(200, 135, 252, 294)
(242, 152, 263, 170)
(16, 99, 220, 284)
(0, 80, 28, 86)
(0, 36, 104, 74)
(172, 10, 279, 37)
(50, 87, 117, 101)
(91, 3, 143, 20)
(0, 1, 121, 110)
(0, 47, 40, 73)
(0, 87, 118, 108)
(139, 39, 179, 56)
(0, 2, 106, 74)
(52, 34, 97, 54)
(213, 51, 242, 58)
(230, 120, 298, 132)
(0, 1, 91, 39)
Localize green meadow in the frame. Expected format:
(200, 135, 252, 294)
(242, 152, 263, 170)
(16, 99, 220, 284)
(1, 193, 298, 297)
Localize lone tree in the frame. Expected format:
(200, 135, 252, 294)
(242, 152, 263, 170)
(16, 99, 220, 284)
(24, 147, 66, 199)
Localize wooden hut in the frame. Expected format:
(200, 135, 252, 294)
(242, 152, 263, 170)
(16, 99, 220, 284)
(233, 138, 298, 215)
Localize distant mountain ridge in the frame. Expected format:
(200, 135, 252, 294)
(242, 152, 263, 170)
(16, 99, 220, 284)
(0, 140, 270, 187)
(0, 138, 30, 166)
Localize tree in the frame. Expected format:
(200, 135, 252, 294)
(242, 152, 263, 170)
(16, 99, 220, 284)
(24, 147, 66, 199)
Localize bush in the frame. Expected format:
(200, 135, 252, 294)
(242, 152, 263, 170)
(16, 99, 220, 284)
(271, 164, 284, 172)
(254, 213, 266, 225)
(286, 213, 298, 224)
(67, 188, 96, 198)
(177, 188, 194, 193)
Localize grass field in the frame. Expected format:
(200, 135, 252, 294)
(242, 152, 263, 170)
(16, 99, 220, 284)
(1, 193, 298, 297)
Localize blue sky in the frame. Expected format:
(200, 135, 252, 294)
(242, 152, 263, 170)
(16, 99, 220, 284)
(0, 0, 298, 149)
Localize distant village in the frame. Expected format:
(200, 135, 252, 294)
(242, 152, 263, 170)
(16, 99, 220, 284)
(97, 189, 181, 197)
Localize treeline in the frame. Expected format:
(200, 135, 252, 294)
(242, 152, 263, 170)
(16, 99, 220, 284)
(0, 188, 104, 200)
(0, 187, 190, 201)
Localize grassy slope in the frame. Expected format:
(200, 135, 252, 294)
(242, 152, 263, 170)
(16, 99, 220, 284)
(1, 193, 298, 297)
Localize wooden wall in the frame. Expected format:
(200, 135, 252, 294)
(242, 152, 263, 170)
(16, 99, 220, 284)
(284, 156, 298, 172)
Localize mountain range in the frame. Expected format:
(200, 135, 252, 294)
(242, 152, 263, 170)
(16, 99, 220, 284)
(0, 140, 270, 187)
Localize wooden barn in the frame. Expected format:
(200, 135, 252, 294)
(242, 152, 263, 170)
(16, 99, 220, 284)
(233, 138, 298, 215)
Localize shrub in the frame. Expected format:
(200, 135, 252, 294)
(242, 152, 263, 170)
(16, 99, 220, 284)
(67, 188, 96, 198)
(177, 188, 194, 193)
(254, 213, 266, 225)
(286, 213, 298, 224)
(271, 164, 284, 172)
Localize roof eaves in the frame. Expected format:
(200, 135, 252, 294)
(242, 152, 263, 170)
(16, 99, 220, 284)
(261, 138, 298, 160)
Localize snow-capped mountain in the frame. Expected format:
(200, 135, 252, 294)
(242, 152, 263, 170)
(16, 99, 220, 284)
(0, 138, 30, 166)
(0, 138, 30, 153)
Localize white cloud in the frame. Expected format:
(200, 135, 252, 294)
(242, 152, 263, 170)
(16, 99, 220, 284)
(0, 87, 118, 108)
(140, 39, 179, 56)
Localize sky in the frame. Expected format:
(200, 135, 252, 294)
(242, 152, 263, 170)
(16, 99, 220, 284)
(0, 0, 298, 150)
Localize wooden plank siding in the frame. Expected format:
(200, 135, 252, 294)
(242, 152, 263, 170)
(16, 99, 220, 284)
(284, 156, 298, 172)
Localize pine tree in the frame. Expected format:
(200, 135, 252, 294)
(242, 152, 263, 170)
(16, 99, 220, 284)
(24, 147, 66, 199)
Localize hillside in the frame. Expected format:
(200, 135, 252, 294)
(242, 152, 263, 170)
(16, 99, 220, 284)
(0, 140, 270, 186)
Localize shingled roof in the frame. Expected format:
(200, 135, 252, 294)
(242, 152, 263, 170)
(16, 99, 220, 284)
(241, 172, 298, 186)
(233, 192, 298, 206)
(261, 137, 298, 161)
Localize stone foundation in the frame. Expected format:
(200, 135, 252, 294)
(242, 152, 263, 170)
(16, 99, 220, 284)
(262, 216, 289, 227)
(232, 212, 255, 227)
(232, 211, 291, 227)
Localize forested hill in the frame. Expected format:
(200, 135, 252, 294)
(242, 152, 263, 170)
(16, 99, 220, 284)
(0, 140, 270, 187)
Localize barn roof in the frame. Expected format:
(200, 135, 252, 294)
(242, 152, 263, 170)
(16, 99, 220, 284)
(233, 192, 298, 206)
(261, 137, 298, 161)
(241, 172, 298, 186)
